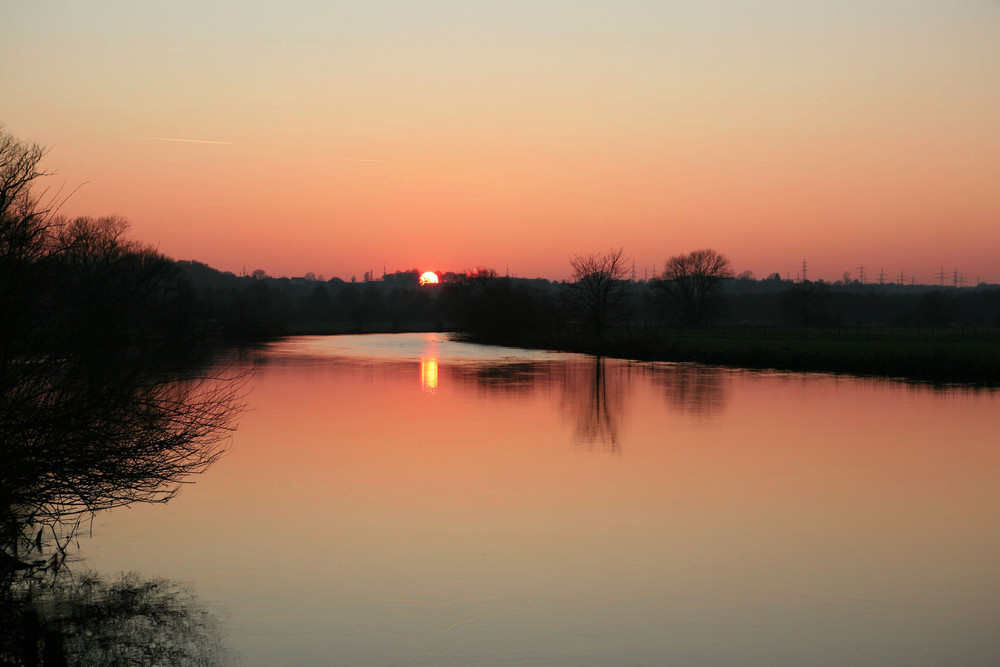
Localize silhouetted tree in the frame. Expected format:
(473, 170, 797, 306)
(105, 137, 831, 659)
(782, 280, 832, 325)
(564, 248, 631, 344)
(304, 283, 333, 320)
(1, 127, 52, 364)
(445, 269, 552, 344)
(658, 248, 733, 325)
(913, 290, 956, 327)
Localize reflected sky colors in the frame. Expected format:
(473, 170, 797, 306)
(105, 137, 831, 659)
(82, 334, 1000, 665)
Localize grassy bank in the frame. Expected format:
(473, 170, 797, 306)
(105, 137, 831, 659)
(499, 327, 1000, 385)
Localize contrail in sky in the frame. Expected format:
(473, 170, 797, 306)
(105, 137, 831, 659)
(134, 136, 233, 145)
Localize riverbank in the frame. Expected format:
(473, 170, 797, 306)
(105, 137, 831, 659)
(464, 327, 1000, 386)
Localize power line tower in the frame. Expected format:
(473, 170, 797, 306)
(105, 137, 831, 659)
(936, 266, 947, 286)
(898, 269, 905, 285)
(878, 269, 885, 285)
(857, 265, 866, 285)
(801, 259, 808, 282)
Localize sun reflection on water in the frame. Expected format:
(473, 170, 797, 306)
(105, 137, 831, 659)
(420, 357, 439, 393)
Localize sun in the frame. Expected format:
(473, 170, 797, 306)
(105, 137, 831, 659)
(419, 271, 439, 286)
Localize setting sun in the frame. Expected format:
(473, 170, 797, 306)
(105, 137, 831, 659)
(419, 271, 439, 286)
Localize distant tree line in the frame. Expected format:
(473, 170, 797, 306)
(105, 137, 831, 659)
(167, 249, 1000, 348)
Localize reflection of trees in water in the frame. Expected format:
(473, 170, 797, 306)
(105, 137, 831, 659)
(0, 358, 246, 574)
(0, 339, 244, 662)
(650, 364, 730, 417)
(0, 353, 244, 664)
(559, 358, 629, 453)
(462, 361, 558, 396)
(431, 357, 631, 453)
(1, 571, 224, 666)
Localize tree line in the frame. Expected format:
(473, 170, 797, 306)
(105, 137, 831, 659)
(166, 248, 1000, 347)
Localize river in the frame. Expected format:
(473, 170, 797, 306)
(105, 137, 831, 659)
(81, 333, 1000, 665)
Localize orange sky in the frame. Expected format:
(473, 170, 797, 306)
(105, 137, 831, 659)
(4, 2, 999, 282)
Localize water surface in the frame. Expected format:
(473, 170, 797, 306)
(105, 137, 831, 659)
(84, 333, 1000, 665)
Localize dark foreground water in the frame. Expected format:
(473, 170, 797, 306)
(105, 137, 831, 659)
(82, 333, 1000, 665)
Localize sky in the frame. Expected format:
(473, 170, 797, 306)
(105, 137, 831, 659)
(3, 1, 999, 282)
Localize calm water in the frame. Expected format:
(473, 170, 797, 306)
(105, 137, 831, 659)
(82, 333, 1000, 665)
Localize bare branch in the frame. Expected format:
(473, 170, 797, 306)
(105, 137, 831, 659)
(659, 248, 733, 325)
(564, 248, 632, 343)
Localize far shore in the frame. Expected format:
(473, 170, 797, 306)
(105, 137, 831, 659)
(494, 327, 1000, 386)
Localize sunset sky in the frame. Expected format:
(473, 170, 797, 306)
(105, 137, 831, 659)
(3, 1, 998, 282)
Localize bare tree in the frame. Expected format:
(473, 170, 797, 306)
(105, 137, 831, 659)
(659, 248, 733, 325)
(1, 128, 52, 360)
(564, 248, 631, 344)
(0, 125, 48, 226)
